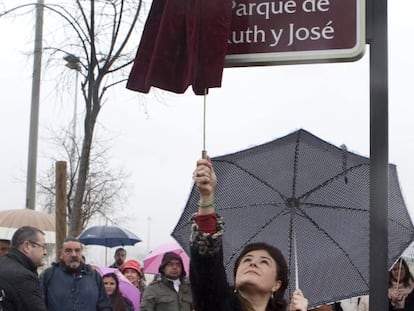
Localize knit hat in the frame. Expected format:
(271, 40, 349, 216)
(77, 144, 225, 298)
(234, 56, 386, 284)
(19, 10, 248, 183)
(158, 251, 186, 277)
(121, 259, 143, 277)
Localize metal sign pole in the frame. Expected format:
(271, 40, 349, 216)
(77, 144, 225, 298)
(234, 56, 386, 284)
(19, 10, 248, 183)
(368, 0, 389, 308)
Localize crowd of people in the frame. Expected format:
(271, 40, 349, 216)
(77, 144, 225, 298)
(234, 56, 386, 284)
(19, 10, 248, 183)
(0, 157, 413, 310)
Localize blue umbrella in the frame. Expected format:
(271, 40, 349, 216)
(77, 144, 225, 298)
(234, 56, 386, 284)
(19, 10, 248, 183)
(78, 225, 142, 247)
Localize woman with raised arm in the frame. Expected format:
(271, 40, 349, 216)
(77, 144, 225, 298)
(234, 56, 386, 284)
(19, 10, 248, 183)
(190, 157, 308, 311)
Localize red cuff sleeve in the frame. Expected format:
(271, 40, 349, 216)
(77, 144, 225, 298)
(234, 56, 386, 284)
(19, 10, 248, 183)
(195, 212, 217, 234)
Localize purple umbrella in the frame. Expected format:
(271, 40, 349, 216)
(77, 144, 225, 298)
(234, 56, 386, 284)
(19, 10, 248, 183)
(94, 266, 140, 310)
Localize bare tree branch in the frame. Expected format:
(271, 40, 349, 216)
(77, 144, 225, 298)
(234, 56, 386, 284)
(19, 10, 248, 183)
(37, 126, 131, 230)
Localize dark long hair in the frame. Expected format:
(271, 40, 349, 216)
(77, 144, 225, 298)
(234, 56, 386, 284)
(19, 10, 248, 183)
(103, 272, 131, 311)
(389, 258, 414, 288)
(233, 242, 288, 311)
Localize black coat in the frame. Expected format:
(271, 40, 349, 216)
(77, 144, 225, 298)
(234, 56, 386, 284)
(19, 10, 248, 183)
(0, 248, 47, 311)
(389, 290, 414, 311)
(189, 216, 244, 311)
(190, 239, 242, 311)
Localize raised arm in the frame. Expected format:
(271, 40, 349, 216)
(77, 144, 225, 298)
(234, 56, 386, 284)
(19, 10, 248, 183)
(192, 157, 217, 216)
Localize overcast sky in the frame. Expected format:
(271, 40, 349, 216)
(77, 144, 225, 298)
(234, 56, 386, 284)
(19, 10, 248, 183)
(1, 0, 413, 264)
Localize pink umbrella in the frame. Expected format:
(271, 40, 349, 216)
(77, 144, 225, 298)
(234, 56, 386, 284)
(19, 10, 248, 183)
(94, 266, 140, 311)
(143, 240, 190, 275)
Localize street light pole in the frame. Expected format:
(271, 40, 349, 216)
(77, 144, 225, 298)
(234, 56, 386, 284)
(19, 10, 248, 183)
(26, 0, 44, 210)
(72, 70, 78, 152)
(147, 216, 152, 252)
(63, 53, 81, 160)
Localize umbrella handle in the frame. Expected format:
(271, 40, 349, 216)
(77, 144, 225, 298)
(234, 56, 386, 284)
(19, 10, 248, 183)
(201, 89, 208, 159)
(293, 229, 299, 290)
(292, 229, 302, 311)
(396, 257, 403, 290)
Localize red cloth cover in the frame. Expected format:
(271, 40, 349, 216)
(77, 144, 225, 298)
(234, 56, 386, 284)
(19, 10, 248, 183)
(194, 212, 217, 234)
(126, 0, 232, 95)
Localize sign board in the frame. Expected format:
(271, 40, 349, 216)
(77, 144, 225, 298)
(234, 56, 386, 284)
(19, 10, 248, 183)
(225, 0, 365, 67)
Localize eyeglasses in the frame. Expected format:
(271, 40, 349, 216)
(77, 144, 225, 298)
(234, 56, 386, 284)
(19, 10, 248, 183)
(29, 240, 47, 251)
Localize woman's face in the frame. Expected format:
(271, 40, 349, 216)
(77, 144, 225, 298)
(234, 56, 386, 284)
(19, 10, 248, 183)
(391, 262, 407, 281)
(235, 249, 281, 294)
(103, 276, 117, 296)
(123, 268, 140, 286)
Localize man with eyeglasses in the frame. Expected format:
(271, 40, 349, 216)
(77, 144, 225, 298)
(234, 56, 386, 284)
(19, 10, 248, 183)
(0, 226, 48, 311)
(39, 237, 111, 311)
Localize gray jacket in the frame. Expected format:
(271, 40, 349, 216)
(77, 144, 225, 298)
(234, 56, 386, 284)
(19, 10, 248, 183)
(140, 275, 192, 311)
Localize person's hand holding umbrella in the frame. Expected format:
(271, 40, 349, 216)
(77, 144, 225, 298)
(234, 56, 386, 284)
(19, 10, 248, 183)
(388, 282, 406, 309)
(289, 289, 308, 311)
(193, 157, 217, 216)
(192, 157, 308, 311)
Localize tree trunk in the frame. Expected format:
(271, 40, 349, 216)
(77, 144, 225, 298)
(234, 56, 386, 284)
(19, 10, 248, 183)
(68, 0, 98, 237)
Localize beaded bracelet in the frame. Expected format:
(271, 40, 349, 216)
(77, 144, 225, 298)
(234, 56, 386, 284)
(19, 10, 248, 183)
(197, 199, 215, 208)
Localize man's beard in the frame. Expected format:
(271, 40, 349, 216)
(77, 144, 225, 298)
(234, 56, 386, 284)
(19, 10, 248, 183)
(64, 258, 82, 272)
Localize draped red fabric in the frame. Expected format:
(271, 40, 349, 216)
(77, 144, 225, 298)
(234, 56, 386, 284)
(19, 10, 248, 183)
(126, 0, 233, 95)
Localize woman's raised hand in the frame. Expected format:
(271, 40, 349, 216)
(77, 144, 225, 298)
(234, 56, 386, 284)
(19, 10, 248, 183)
(193, 158, 217, 204)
